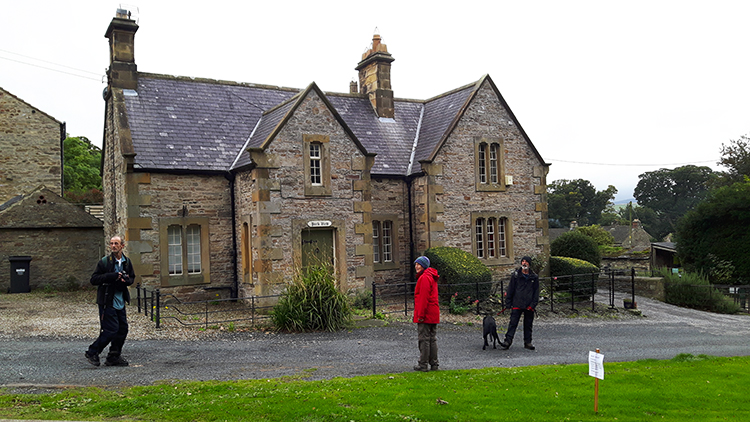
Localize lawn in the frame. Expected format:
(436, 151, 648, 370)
(1, 354, 746, 421)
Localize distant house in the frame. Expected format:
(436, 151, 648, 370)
(651, 242, 678, 271)
(550, 220, 652, 252)
(101, 10, 551, 299)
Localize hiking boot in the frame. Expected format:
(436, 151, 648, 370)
(430, 365, 440, 371)
(413, 365, 429, 372)
(499, 341, 511, 350)
(104, 356, 129, 367)
(524, 343, 536, 350)
(85, 351, 100, 367)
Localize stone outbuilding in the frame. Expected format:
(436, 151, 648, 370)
(0, 187, 104, 291)
(101, 10, 550, 299)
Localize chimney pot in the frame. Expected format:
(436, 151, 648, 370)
(350, 80, 358, 94)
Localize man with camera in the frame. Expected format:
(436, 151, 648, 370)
(85, 235, 135, 367)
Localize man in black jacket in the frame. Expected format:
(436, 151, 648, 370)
(500, 256, 540, 351)
(85, 236, 135, 367)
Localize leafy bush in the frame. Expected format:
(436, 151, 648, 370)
(448, 292, 478, 315)
(424, 246, 492, 301)
(271, 264, 352, 332)
(349, 289, 373, 311)
(551, 230, 601, 267)
(576, 225, 615, 246)
(660, 268, 741, 314)
(549, 256, 599, 301)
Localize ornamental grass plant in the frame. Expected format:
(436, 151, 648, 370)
(271, 263, 352, 332)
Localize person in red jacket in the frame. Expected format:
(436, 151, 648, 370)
(413, 256, 440, 372)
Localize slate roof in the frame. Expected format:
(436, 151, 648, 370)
(0, 187, 103, 229)
(120, 73, 499, 177)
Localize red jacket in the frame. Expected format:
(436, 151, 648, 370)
(413, 267, 440, 324)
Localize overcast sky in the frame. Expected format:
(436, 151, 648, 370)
(2, 1, 749, 202)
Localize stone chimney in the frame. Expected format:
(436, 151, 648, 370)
(632, 219, 641, 229)
(570, 221, 578, 230)
(355, 33, 395, 118)
(350, 80, 358, 94)
(104, 9, 139, 90)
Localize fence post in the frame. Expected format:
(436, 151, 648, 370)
(251, 295, 255, 327)
(149, 289, 155, 321)
(570, 275, 575, 311)
(476, 281, 480, 315)
(372, 283, 377, 319)
(591, 272, 596, 312)
(631, 267, 636, 306)
(550, 277, 555, 313)
(136, 283, 141, 313)
(609, 270, 616, 308)
(404, 282, 408, 317)
(155, 288, 161, 329)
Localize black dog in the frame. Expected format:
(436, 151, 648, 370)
(483, 315, 500, 350)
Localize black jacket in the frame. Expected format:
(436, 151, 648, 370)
(90, 253, 135, 306)
(505, 267, 540, 310)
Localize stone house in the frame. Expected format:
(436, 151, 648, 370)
(0, 88, 104, 292)
(102, 10, 550, 299)
(0, 87, 65, 204)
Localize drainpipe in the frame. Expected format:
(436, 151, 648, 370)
(407, 175, 415, 283)
(226, 172, 238, 299)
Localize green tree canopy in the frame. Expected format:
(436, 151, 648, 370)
(63, 136, 102, 202)
(633, 165, 714, 238)
(676, 179, 750, 283)
(717, 134, 750, 185)
(548, 179, 617, 227)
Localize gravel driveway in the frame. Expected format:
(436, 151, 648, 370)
(1, 290, 748, 392)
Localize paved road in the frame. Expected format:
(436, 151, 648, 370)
(1, 293, 748, 389)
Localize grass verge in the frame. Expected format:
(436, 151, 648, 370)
(1, 354, 747, 421)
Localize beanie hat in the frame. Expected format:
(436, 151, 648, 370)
(521, 256, 533, 266)
(415, 256, 430, 269)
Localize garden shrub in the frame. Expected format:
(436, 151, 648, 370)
(424, 246, 492, 302)
(271, 264, 352, 332)
(576, 225, 615, 246)
(551, 230, 601, 266)
(660, 268, 741, 314)
(549, 256, 599, 301)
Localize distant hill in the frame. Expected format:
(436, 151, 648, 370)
(614, 198, 636, 207)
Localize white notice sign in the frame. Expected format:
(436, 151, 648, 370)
(589, 351, 604, 380)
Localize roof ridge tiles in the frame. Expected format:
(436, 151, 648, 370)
(137, 72, 301, 92)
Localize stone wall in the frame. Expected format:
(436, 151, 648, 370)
(428, 80, 548, 278)
(0, 227, 104, 292)
(236, 89, 370, 295)
(0, 88, 63, 203)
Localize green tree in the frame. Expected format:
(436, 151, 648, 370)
(717, 134, 750, 185)
(676, 179, 750, 283)
(547, 179, 617, 227)
(575, 225, 614, 246)
(63, 136, 102, 203)
(633, 165, 714, 238)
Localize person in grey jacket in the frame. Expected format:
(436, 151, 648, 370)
(500, 256, 540, 350)
(85, 236, 135, 367)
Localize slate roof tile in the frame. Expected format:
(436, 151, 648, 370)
(123, 74, 480, 177)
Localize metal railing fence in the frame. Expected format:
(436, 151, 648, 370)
(136, 284, 279, 329)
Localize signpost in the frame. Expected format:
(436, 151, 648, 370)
(589, 349, 604, 412)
